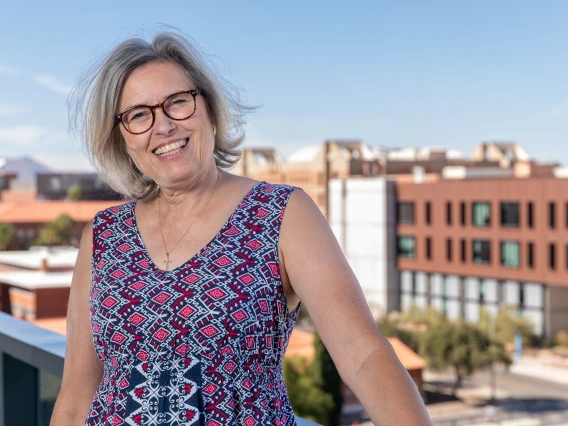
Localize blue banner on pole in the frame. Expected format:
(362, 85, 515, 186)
(514, 332, 523, 362)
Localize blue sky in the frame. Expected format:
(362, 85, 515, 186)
(1, 1, 568, 170)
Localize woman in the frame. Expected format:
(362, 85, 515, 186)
(51, 31, 432, 425)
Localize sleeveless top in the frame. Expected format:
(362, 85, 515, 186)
(86, 182, 300, 426)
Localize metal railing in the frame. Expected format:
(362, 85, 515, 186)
(0, 312, 319, 426)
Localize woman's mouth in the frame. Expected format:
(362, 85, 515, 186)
(153, 138, 189, 156)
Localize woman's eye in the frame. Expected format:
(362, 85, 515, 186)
(127, 111, 151, 123)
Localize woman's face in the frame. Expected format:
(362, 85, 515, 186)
(117, 61, 215, 189)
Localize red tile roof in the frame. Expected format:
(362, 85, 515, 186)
(0, 199, 125, 223)
(286, 329, 426, 372)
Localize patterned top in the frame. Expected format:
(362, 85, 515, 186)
(86, 182, 300, 426)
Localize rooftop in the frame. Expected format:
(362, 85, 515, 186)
(287, 329, 426, 372)
(0, 246, 78, 270)
(0, 199, 125, 223)
(0, 270, 73, 290)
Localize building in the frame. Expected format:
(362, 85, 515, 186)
(234, 140, 531, 219)
(36, 172, 123, 201)
(0, 247, 77, 320)
(328, 177, 398, 315)
(231, 148, 284, 184)
(396, 176, 568, 338)
(329, 167, 568, 338)
(234, 140, 382, 218)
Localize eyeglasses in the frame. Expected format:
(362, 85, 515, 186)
(116, 89, 200, 135)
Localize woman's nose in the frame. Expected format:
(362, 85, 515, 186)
(153, 108, 176, 135)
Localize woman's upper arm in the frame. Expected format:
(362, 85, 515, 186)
(279, 189, 385, 377)
(53, 219, 102, 420)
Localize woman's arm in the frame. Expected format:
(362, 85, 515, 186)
(50, 220, 103, 425)
(280, 189, 432, 426)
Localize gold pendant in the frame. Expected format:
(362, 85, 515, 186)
(163, 253, 172, 271)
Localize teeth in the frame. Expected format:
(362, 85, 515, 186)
(155, 139, 188, 156)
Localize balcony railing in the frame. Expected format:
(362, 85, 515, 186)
(0, 312, 319, 426)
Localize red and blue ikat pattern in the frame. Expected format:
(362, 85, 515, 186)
(85, 182, 300, 426)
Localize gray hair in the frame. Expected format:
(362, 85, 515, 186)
(70, 31, 252, 201)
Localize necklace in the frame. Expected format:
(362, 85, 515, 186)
(157, 171, 221, 271)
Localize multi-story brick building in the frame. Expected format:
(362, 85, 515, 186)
(396, 176, 568, 338)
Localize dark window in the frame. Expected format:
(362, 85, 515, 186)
(397, 236, 415, 259)
(461, 239, 466, 263)
(472, 202, 490, 227)
(426, 237, 432, 260)
(528, 242, 534, 269)
(446, 238, 452, 262)
(500, 202, 520, 227)
(549, 243, 556, 270)
(460, 202, 466, 226)
(397, 202, 415, 224)
(473, 240, 491, 264)
(425, 201, 431, 225)
(446, 202, 452, 226)
(500, 241, 520, 268)
(549, 202, 556, 229)
(527, 202, 534, 228)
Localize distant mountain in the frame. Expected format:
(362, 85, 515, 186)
(0, 156, 52, 181)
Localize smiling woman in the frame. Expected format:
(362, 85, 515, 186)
(52, 29, 432, 426)
(69, 32, 251, 201)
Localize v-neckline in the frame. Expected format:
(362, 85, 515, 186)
(130, 181, 265, 274)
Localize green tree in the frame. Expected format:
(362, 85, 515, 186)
(283, 356, 333, 424)
(420, 318, 511, 393)
(377, 313, 421, 353)
(0, 223, 16, 250)
(35, 214, 75, 246)
(311, 332, 343, 426)
(478, 307, 535, 346)
(66, 184, 83, 201)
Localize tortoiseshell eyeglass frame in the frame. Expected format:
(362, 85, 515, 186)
(116, 89, 200, 135)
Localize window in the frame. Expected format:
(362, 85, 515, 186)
(472, 202, 490, 227)
(501, 241, 520, 268)
(460, 239, 466, 263)
(460, 202, 466, 226)
(446, 202, 452, 225)
(549, 243, 556, 270)
(500, 202, 520, 227)
(425, 201, 431, 225)
(397, 202, 415, 224)
(527, 202, 534, 228)
(446, 238, 452, 262)
(528, 242, 534, 269)
(426, 237, 432, 260)
(549, 202, 556, 229)
(473, 240, 491, 264)
(397, 236, 415, 259)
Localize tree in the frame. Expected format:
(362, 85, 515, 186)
(377, 313, 421, 353)
(420, 318, 511, 393)
(35, 214, 76, 246)
(311, 332, 343, 426)
(0, 223, 16, 250)
(66, 184, 83, 201)
(478, 307, 535, 346)
(283, 356, 333, 424)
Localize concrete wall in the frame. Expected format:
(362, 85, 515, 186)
(329, 178, 398, 316)
(546, 285, 568, 338)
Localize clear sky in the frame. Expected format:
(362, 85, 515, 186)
(1, 1, 568, 170)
